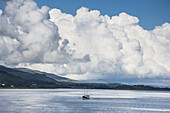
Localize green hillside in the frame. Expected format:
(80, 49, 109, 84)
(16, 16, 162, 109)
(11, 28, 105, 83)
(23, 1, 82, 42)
(0, 65, 170, 91)
(16, 68, 80, 83)
(0, 65, 69, 88)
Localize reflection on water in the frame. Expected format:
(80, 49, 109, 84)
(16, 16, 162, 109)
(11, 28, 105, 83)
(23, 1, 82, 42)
(0, 89, 170, 113)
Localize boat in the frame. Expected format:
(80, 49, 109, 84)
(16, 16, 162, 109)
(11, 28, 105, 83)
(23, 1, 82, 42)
(82, 91, 90, 99)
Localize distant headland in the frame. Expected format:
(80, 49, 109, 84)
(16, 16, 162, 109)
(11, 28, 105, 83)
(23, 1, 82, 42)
(0, 65, 170, 91)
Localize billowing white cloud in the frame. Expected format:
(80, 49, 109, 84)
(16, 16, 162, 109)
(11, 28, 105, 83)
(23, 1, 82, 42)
(0, 0, 170, 82)
(0, 0, 75, 64)
(49, 7, 170, 80)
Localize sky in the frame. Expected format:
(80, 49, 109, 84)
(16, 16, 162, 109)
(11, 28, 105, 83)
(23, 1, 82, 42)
(0, 0, 170, 85)
(1, 0, 170, 30)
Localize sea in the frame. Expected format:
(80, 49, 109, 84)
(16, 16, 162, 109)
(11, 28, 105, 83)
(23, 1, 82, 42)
(0, 89, 170, 113)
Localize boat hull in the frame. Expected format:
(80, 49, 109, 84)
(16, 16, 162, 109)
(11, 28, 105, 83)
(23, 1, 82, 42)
(82, 95, 90, 99)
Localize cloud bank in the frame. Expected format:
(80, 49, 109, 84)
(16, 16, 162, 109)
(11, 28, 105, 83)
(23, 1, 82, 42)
(0, 0, 78, 64)
(0, 0, 170, 82)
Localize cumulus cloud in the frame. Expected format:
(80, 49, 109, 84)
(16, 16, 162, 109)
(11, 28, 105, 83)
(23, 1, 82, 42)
(49, 7, 170, 80)
(0, 0, 81, 64)
(0, 0, 170, 82)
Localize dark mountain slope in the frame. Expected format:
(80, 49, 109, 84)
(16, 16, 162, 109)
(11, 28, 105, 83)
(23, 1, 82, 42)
(0, 65, 69, 88)
(0, 70, 31, 87)
(16, 68, 79, 83)
(0, 65, 170, 91)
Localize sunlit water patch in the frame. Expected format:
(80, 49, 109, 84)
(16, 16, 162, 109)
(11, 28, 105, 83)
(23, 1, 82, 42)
(0, 89, 170, 113)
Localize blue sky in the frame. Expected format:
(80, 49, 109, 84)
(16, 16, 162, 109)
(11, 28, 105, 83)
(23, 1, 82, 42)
(0, 0, 170, 84)
(1, 0, 169, 30)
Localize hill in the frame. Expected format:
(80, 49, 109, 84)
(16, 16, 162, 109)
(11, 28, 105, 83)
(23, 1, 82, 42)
(0, 65, 170, 91)
(16, 68, 79, 83)
(0, 65, 69, 88)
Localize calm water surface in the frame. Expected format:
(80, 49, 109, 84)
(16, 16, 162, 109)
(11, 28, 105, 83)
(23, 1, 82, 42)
(0, 89, 170, 113)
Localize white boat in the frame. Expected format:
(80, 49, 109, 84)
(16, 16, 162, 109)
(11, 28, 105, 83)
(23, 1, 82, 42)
(82, 91, 90, 99)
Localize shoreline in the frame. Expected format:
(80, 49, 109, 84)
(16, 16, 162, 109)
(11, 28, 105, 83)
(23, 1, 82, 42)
(1, 87, 170, 91)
